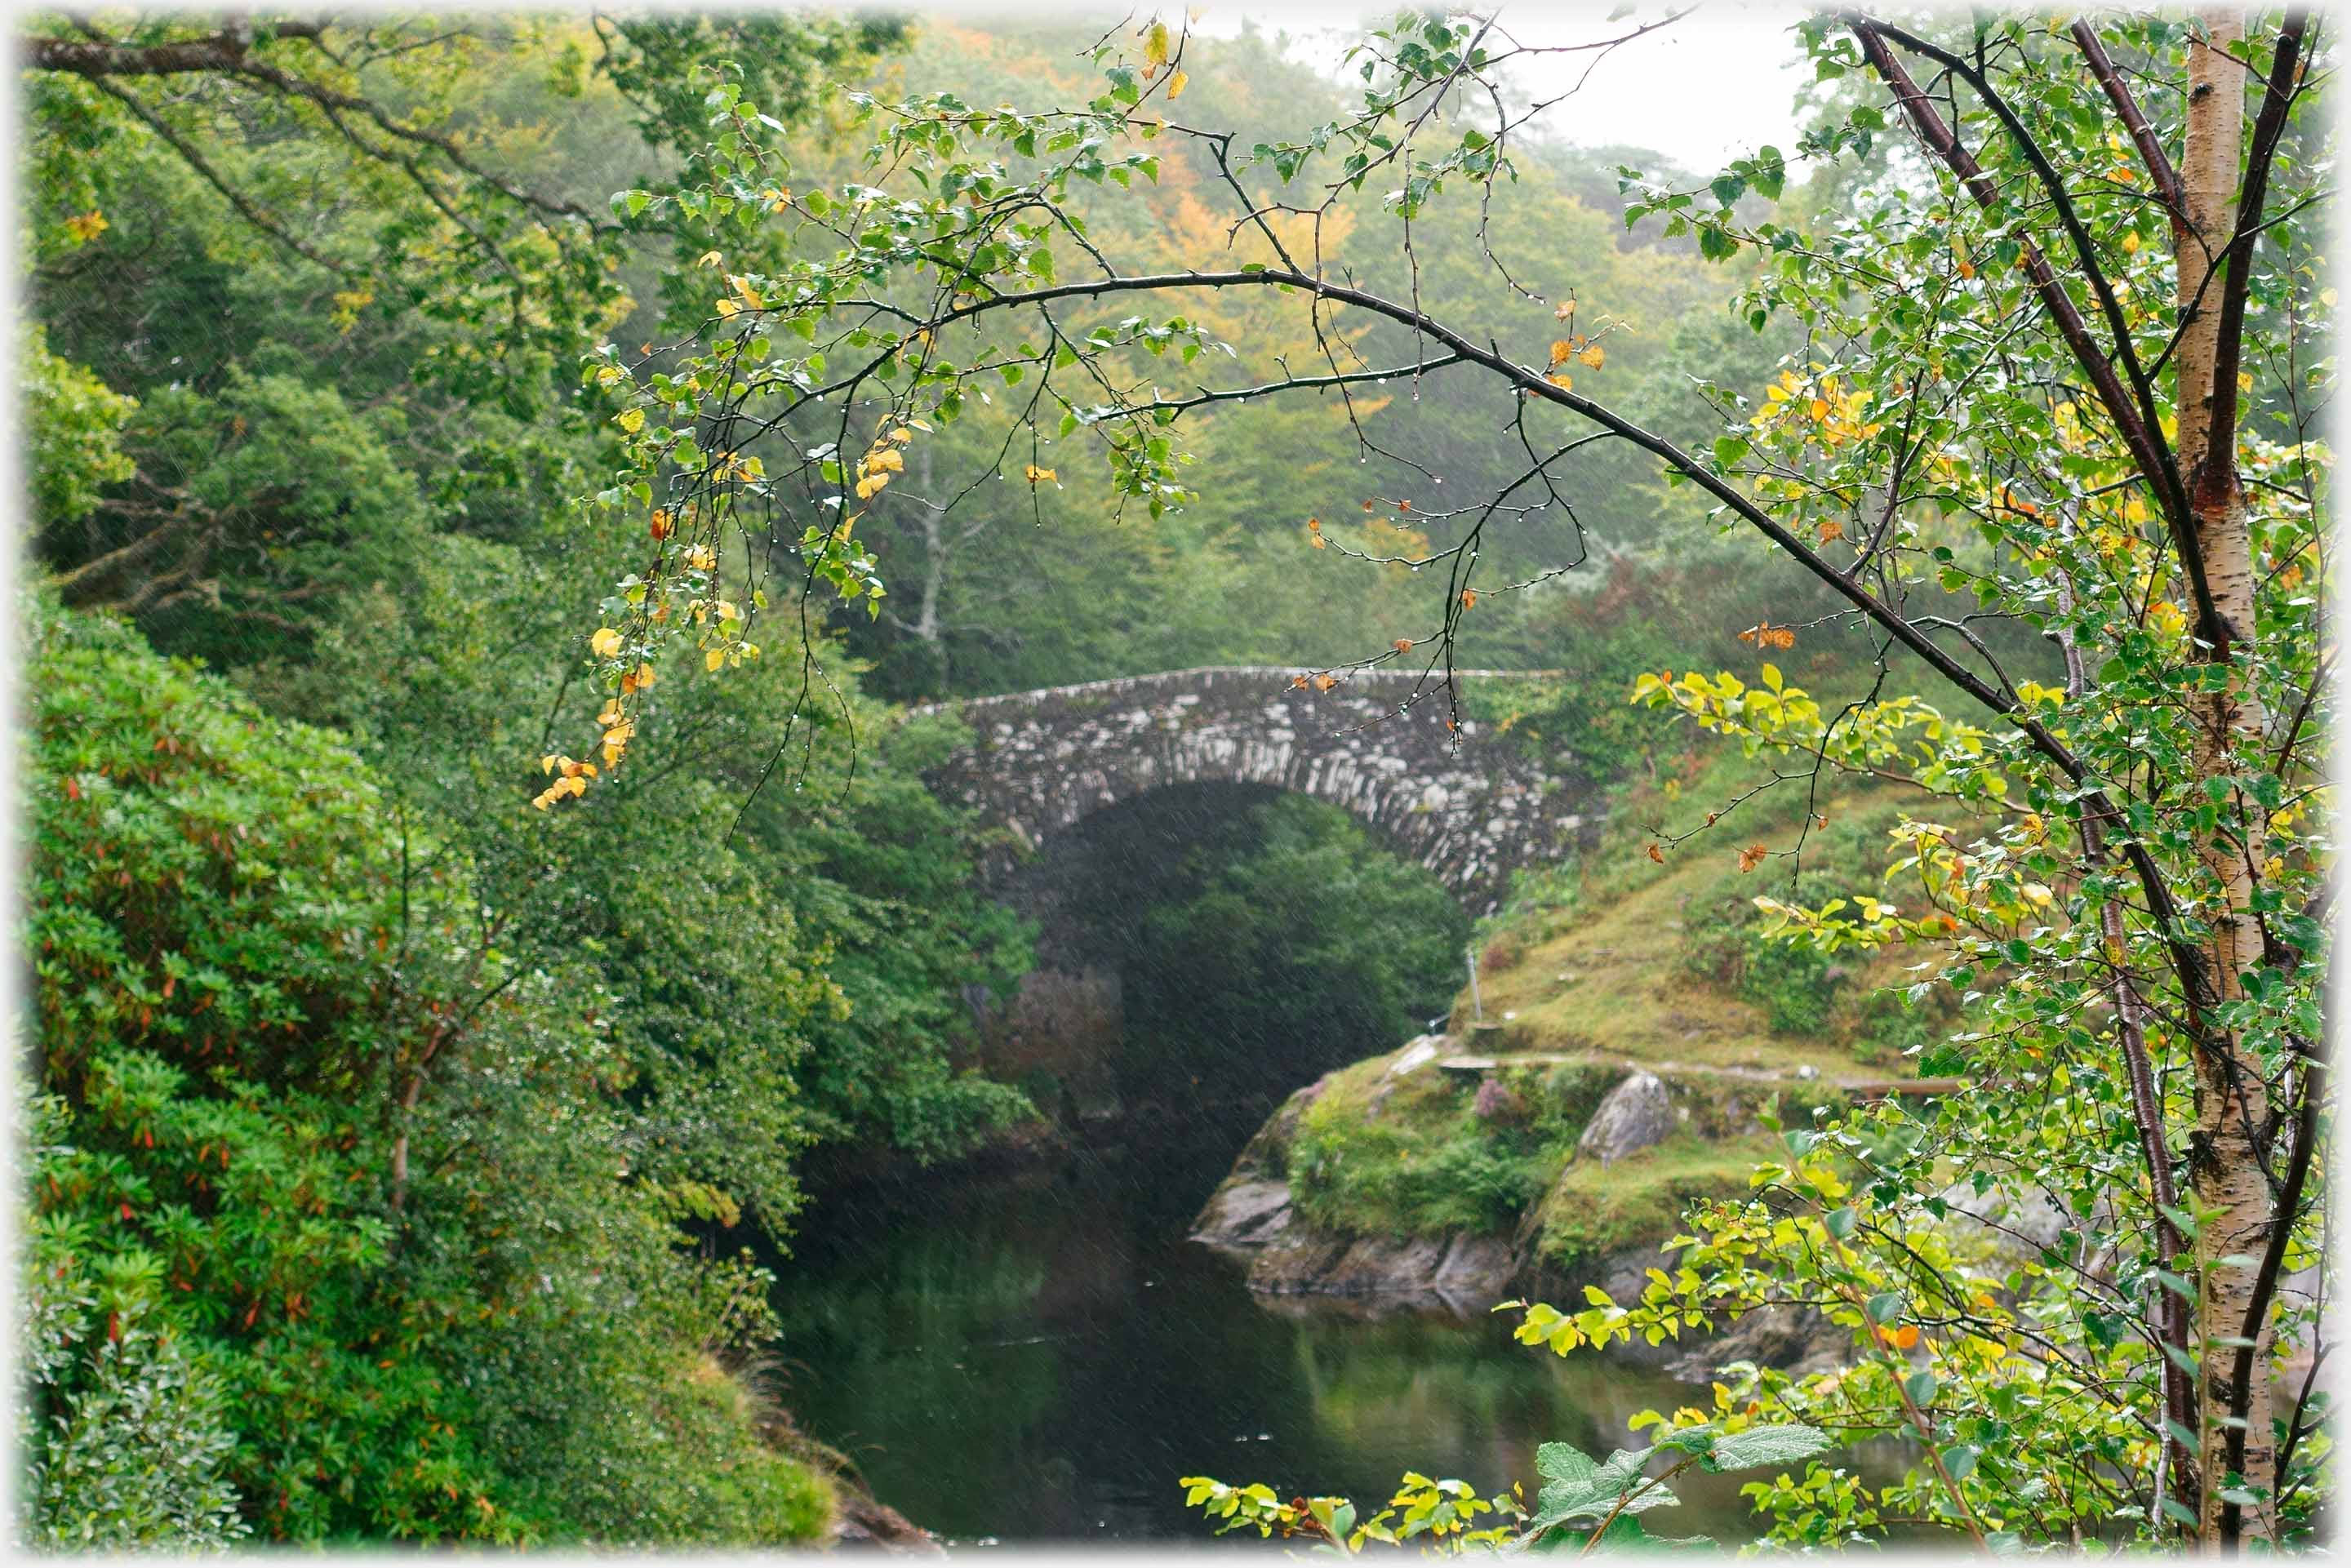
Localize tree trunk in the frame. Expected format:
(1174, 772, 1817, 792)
(2176, 6, 2278, 1542)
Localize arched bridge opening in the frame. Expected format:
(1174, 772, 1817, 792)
(914, 665, 1590, 918)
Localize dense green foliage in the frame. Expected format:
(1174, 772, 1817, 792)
(573, 5, 2329, 1553)
(19, 10, 1030, 1547)
(24, 2, 2332, 1555)
(1051, 793, 1469, 1104)
(24, 598, 834, 1544)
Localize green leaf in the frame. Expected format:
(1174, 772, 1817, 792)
(1701, 1424, 1834, 1473)
(1529, 1445, 1664, 1528)
(1536, 1441, 1598, 1486)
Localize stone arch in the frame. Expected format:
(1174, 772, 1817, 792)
(915, 665, 1589, 915)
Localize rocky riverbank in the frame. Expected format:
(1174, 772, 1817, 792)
(1188, 1033, 1881, 1375)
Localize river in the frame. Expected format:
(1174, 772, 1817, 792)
(772, 1125, 1767, 1547)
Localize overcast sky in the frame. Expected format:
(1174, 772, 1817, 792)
(1190, 2, 1813, 170)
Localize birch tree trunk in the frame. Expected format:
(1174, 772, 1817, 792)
(2175, 6, 2278, 1540)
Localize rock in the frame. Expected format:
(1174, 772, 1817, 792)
(1936, 1182, 2109, 1277)
(1387, 1035, 1443, 1077)
(1666, 1303, 1849, 1382)
(1246, 1228, 1518, 1305)
(1576, 1071, 1673, 1165)
(1794, 1064, 1820, 1081)
(1190, 1179, 1295, 1250)
(831, 1486, 945, 1554)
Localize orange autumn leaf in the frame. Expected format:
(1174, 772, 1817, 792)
(1738, 843, 1769, 873)
(1460, 589, 1478, 610)
(1393, 637, 1414, 652)
(1645, 842, 1666, 864)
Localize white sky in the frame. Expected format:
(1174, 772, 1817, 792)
(1189, 2, 1812, 170)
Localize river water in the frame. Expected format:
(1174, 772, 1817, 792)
(773, 1128, 1766, 1547)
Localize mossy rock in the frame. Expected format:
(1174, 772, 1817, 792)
(1524, 1131, 1780, 1277)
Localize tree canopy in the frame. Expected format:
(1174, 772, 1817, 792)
(570, 7, 2331, 1549)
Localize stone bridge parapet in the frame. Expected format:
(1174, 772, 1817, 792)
(913, 665, 1585, 913)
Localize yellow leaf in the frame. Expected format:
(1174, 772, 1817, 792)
(616, 407, 645, 434)
(1545, 371, 1572, 392)
(697, 250, 723, 269)
(1167, 69, 1189, 99)
(590, 628, 624, 658)
(1549, 338, 1575, 364)
(63, 211, 108, 242)
(1579, 343, 1606, 369)
(706, 647, 727, 672)
(1144, 20, 1170, 66)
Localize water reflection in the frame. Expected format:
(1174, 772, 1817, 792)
(774, 1143, 1761, 1545)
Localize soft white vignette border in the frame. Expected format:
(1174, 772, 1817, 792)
(0, 0, 2338, 1560)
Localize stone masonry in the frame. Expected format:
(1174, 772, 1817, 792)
(913, 664, 1589, 914)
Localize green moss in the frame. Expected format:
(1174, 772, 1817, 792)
(1258, 750, 1948, 1266)
(1284, 1057, 1560, 1240)
(1529, 1134, 1781, 1273)
(682, 1358, 839, 1545)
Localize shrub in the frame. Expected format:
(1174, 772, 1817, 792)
(24, 597, 837, 1547)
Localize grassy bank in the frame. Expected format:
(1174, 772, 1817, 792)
(1263, 741, 1953, 1273)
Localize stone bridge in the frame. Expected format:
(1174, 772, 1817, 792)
(914, 665, 1588, 913)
